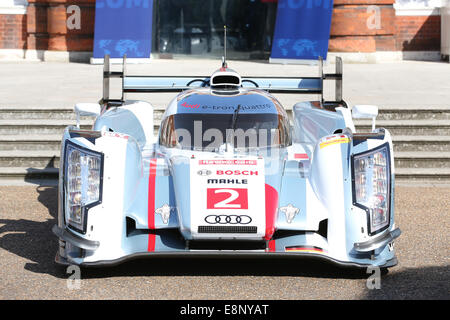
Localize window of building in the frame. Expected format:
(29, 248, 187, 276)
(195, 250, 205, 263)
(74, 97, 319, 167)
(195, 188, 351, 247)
(152, 0, 278, 59)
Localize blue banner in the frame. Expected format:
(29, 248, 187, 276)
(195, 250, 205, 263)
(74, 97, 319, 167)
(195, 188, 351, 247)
(93, 0, 153, 59)
(270, 0, 334, 61)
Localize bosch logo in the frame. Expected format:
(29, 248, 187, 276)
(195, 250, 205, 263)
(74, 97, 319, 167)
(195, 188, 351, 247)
(204, 215, 252, 225)
(197, 169, 212, 176)
(216, 170, 258, 176)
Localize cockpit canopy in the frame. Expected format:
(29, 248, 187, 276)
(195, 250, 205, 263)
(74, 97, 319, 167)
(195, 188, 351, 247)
(159, 89, 291, 152)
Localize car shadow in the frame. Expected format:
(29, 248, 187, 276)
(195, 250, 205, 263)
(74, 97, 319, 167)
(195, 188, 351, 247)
(362, 265, 450, 300)
(0, 186, 64, 278)
(5, 184, 447, 300)
(0, 186, 373, 280)
(1, 185, 447, 299)
(23, 158, 59, 187)
(76, 257, 372, 280)
(1, 210, 372, 280)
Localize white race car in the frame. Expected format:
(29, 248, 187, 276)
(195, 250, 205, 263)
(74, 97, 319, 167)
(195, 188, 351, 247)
(53, 56, 400, 268)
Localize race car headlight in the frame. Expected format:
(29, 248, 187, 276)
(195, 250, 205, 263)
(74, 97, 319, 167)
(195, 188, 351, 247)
(64, 141, 103, 234)
(352, 143, 391, 236)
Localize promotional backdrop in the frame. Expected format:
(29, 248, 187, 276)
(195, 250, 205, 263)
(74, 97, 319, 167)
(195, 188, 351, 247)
(93, 0, 154, 59)
(270, 0, 334, 63)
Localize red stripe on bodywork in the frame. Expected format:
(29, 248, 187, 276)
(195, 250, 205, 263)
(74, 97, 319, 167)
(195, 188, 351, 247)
(268, 240, 276, 252)
(294, 153, 308, 159)
(264, 184, 278, 240)
(147, 158, 157, 252)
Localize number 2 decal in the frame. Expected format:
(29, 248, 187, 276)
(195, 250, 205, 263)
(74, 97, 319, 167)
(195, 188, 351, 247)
(214, 189, 240, 208)
(207, 188, 248, 210)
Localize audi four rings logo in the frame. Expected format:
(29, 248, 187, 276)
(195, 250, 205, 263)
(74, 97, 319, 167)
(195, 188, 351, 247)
(205, 215, 252, 225)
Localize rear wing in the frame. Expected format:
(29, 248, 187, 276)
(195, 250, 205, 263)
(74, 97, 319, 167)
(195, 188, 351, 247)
(102, 55, 344, 107)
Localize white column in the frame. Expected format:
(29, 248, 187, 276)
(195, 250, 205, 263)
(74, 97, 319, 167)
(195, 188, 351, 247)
(0, 0, 28, 14)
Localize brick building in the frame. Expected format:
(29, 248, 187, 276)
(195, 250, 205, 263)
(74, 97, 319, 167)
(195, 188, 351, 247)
(0, 0, 446, 62)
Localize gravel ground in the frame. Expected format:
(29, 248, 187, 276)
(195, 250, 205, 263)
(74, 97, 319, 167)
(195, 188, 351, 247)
(0, 185, 448, 300)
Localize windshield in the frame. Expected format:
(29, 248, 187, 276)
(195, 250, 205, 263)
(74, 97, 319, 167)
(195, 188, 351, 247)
(159, 113, 291, 152)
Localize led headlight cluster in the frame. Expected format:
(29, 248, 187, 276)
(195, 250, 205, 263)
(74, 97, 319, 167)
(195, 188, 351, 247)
(64, 141, 103, 233)
(352, 143, 391, 236)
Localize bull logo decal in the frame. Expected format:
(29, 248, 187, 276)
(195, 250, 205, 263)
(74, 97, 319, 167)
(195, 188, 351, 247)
(155, 204, 172, 224)
(279, 204, 300, 224)
(197, 169, 212, 176)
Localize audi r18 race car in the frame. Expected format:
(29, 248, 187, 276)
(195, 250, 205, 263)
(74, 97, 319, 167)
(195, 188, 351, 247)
(53, 55, 401, 268)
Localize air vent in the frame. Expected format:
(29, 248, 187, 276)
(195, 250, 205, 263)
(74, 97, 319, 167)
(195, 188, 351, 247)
(198, 226, 257, 234)
(188, 240, 266, 250)
(211, 75, 240, 85)
(210, 69, 242, 88)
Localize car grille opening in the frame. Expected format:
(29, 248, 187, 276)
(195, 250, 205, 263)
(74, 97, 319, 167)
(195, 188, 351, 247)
(198, 226, 257, 234)
(188, 240, 266, 251)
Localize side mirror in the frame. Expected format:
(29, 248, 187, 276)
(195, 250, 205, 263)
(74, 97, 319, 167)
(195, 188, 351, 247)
(74, 103, 101, 128)
(352, 105, 379, 132)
